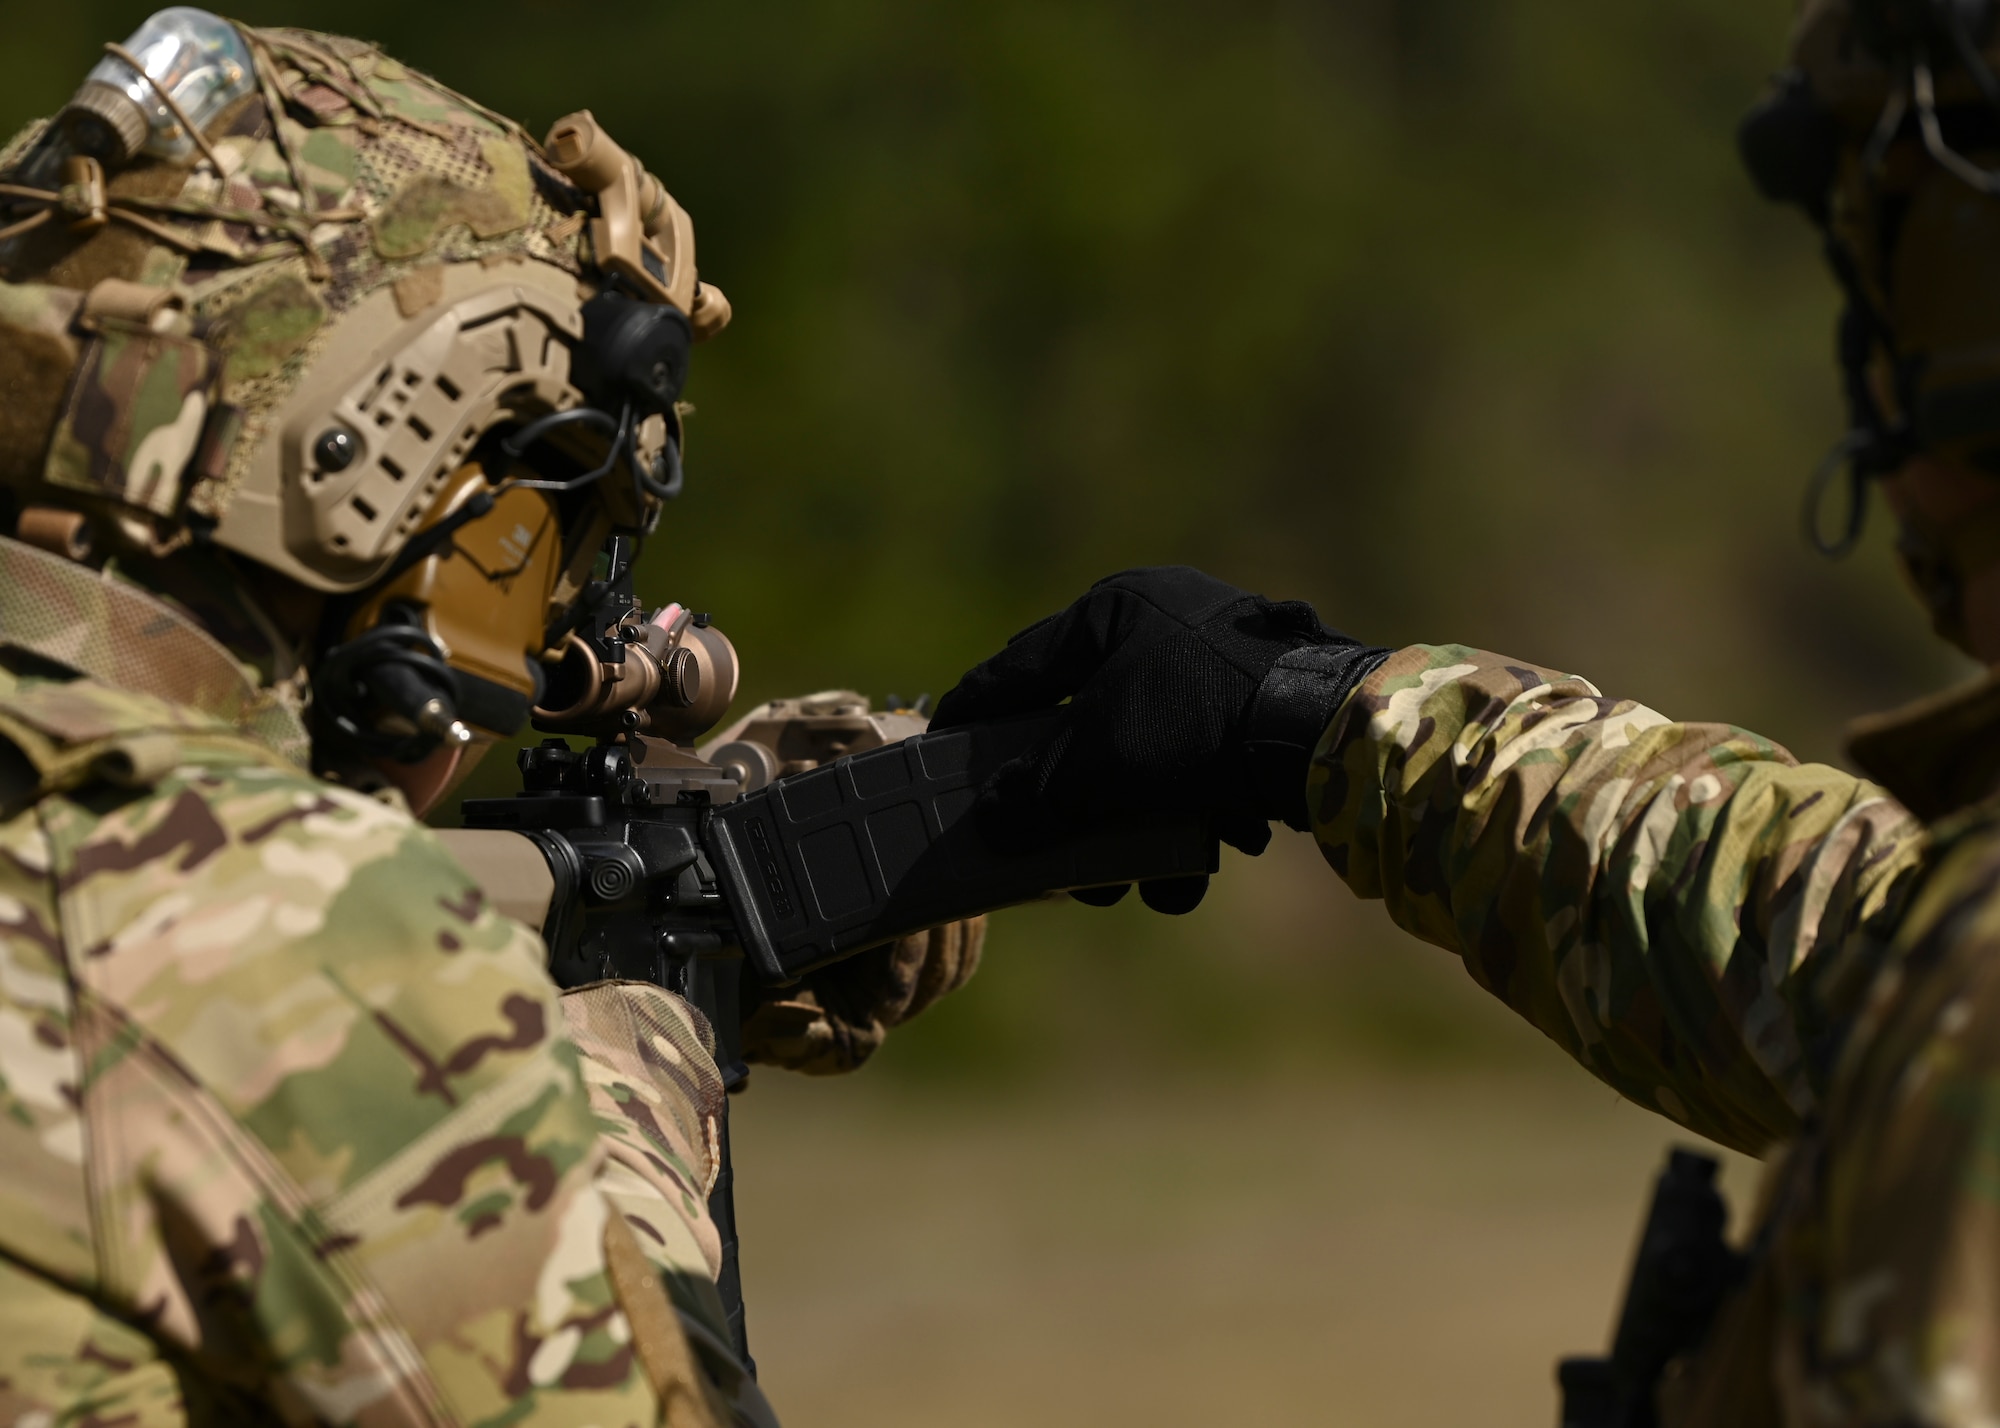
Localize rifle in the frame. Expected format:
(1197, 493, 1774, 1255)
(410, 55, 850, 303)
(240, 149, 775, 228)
(1557, 1149, 1748, 1428)
(436, 535, 1217, 1369)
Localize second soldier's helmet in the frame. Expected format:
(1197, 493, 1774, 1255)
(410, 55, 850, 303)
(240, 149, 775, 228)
(0, 9, 733, 769)
(1743, 0, 2000, 595)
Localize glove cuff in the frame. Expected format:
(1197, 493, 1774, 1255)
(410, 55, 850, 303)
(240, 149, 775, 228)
(1244, 643, 1391, 832)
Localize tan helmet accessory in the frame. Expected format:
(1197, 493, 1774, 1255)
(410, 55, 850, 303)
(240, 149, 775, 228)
(544, 109, 731, 341)
(210, 262, 587, 592)
(340, 463, 564, 729)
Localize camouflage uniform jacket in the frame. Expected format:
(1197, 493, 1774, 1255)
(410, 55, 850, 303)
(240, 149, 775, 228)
(1313, 644, 2000, 1425)
(0, 535, 764, 1428)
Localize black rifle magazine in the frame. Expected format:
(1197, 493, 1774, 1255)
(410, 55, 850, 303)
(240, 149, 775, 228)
(706, 711, 1218, 984)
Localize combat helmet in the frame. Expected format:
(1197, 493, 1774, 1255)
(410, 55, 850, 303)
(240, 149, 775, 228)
(1742, 0, 2000, 641)
(0, 9, 733, 774)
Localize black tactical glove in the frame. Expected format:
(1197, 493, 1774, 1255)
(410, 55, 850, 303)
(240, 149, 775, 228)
(931, 567, 1390, 885)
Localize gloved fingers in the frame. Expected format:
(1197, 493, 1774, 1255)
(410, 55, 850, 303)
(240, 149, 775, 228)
(1090, 565, 1260, 622)
(1069, 876, 1209, 914)
(1259, 597, 1344, 641)
(1073, 876, 1208, 914)
(745, 916, 989, 1075)
(1139, 874, 1208, 914)
(739, 992, 886, 1075)
(1216, 808, 1273, 857)
(932, 581, 1158, 727)
(937, 914, 987, 1001)
(966, 715, 1078, 851)
(929, 611, 1082, 727)
(738, 995, 824, 1066)
(807, 940, 904, 1027)
(872, 923, 953, 1027)
(972, 716, 1263, 859)
(898, 915, 987, 1022)
(970, 761, 1057, 853)
(1069, 883, 1130, 907)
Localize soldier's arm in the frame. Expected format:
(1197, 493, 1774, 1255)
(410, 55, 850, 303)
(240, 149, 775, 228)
(1310, 644, 1926, 1154)
(559, 980, 777, 1423)
(35, 753, 733, 1425)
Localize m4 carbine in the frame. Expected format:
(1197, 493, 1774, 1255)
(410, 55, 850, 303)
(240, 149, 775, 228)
(435, 538, 1217, 1368)
(1558, 1149, 1748, 1428)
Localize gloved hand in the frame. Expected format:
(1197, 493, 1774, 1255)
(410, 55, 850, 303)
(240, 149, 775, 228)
(741, 916, 986, 1075)
(931, 567, 1389, 879)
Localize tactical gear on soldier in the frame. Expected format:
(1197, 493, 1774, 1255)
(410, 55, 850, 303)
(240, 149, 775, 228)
(0, 12, 791, 1423)
(930, 566, 1390, 867)
(0, 8, 730, 793)
(937, 2, 2000, 1421)
(1743, 0, 2000, 642)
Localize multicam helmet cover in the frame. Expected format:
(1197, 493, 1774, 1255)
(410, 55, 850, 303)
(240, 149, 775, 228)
(0, 11, 729, 755)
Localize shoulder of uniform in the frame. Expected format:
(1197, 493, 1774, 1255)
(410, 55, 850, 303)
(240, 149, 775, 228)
(51, 752, 569, 1197)
(0, 659, 293, 809)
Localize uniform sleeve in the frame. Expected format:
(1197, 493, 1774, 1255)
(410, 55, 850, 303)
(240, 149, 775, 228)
(1310, 645, 1927, 1155)
(560, 983, 781, 1427)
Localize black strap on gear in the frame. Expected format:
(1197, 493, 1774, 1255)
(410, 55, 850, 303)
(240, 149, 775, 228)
(1243, 643, 1393, 831)
(1737, 60, 1924, 560)
(1557, 1150, 1749, 1428)
(1802, 292, 1917, 557)
(312, 620, 463, 762)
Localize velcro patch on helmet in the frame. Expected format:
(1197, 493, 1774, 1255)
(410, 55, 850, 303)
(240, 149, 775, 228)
(371, 138, 534, 261)
(0, 281, 84, 488)
(44, 320, 220, 518)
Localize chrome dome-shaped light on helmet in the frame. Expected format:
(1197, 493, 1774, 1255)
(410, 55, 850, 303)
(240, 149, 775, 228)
(59, 8, 255, 166)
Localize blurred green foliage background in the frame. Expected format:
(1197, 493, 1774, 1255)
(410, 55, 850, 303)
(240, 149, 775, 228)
(0, 0, 1965, 1088)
